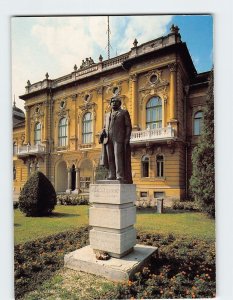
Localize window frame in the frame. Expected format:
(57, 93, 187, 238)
(34, 122, 41, 145)
(193, 111, 203, 136)
(82, 112, 93, 144)
(156, 154, 164, 178)
(141, 155, 149, 178)
(146, 96, 162, 129)
(58, 117, 68, 147)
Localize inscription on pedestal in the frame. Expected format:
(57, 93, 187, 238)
(90, 184, 136, 204)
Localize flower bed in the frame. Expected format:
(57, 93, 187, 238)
(15, 228, 215, 299)
(14, 227, 89, 299)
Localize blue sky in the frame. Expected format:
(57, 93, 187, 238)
(11, 15, 213, 110)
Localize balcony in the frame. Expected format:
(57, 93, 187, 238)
(130, 125, 175, 144)
(17, 143, 46, 156)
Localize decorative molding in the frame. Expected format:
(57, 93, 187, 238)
(168, 62, 178, 73)
(139, 84, 168, 106)
(31, 104, 44, 123)
(129, 73, 137, 82)
(167, 140, 175, 154)
(97, 86, 103, 95)
(79, 101, 96, 112)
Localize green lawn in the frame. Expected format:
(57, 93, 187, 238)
(14, 205, 215, 244)
(136, 209, 215, 241)
(14, 205, 89, 244)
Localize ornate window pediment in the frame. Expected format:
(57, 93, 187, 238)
(140, 69, 168, 91)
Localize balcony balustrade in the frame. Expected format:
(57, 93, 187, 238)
(130, 125, 175, 144)
(17, 143, 46, 156)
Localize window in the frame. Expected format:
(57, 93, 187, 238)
(140, 191, 148, 197)
(80, 177, 91, 190)
(142, 155, 149, 177)
(194, 111, 203, 135)
(29, 163, 33, 175)
(113, 87, 119, 95)
(82, 112, 92, 144)
(13, 165, 16, 180)
(146, 97, 162, 129)
(58, 118, 68, 147)
(150, 74, 158, 84)
(154, 192, 165, 198)
(34, 122, 41, 145)
(13, 142, 17, 155)
(35, 162, 39, 171)
(156, 155, 164, 177)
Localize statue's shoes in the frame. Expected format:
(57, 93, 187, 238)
(116, 177, 125, 183)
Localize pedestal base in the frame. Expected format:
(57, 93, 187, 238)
(64, 244, 158, 281)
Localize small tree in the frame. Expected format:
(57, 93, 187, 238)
(190, 69, 215, 218)
(19, 171, 57, 217)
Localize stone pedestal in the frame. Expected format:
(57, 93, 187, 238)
(89, 181, 136, 258)
(64, 180, 158, 281)
(64, 244, 158, 281)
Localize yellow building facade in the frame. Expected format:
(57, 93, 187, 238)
(13, 25, 210, 203)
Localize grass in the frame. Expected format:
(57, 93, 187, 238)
(136, 208, 215, 241)
(14, 205, 215, 244)
(14, 205, 89, 244)
(22, 269, 118, 300)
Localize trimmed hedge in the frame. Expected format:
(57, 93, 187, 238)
(19, 171, 57, 217)
(56, 194, 89, 205)
(172, 200, 201, 212)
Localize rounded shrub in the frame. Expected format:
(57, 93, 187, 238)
(19, 171, 57, 217)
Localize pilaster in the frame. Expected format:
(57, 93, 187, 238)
(130, 74, 139, 130)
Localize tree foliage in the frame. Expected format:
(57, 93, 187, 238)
(190, 69, 215, 218)
(19, 171, 57, 217)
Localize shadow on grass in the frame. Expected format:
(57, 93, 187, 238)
(50, 212, 80, 218)
(14, 223, 21, 227)
(136, 208, 192, 215)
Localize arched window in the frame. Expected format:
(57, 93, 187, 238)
(141, 155, 149, 177)
(58, 118, 68, 147)
(82, 112, 92, 144)
(146, 97, 162, 129)
(194, 111, 203, 135)
(156, 155, 164, 177)
(13, 142, 17, 155)
(34, 122, 41, 145)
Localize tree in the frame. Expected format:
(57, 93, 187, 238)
(190, 69, 215, 218)
(19, 171, 57, 217)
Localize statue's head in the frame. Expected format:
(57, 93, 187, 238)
(110, 97, 121, 111)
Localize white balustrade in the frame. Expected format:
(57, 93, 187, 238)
(130, 126, 175, 143)
(17, 143, 46, 155)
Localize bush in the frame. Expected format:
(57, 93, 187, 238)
(172, 200, 200, 211)
(56, 194, 89, 205)
(13, 201, 19, 209)
(19, 171, 57, 217)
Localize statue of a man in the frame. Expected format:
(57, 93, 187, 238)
(99, 97, 133, 184)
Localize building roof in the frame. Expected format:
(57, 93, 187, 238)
(13, 103, 25, 128)
(19, 25, 208, 101)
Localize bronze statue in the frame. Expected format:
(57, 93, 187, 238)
(99, 97, 133, 184)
